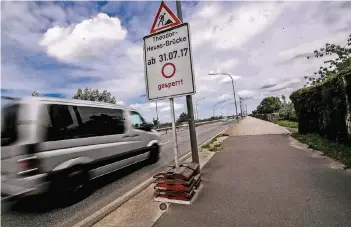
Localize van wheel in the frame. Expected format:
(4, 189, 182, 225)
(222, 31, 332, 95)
(49, 167, 90, 205)
(148, 145, 160, 164)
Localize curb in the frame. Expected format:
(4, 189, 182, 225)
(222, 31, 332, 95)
(73, 124, 233, 227)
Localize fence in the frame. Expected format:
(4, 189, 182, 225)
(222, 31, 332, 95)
(252, 113, 279, 122)
(156, 120, 222, 135)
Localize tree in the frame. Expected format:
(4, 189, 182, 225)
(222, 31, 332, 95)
(153, 118, 159, 127)
(255, 96, 282, 114)
(278, 102, 297, 121)
(281, 95, 286, 104)
(176, 112, 188, 124)
(32, 91, 39, 96)
(72, 88, 116, 104)
(305, 33, 351, 86)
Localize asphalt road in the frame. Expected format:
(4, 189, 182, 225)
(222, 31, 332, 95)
(1, 120, 232, 227)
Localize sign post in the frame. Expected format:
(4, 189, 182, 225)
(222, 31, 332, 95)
(143, 2, 197, 169)
(146, 1, 202, 205)
(169, 97, 180, 168)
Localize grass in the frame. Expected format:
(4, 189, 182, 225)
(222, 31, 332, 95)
(276, 120, 298, 128)
(201, 143, 210, 149)
(200, 133, 229, 152)
(292, 132, 351, 169)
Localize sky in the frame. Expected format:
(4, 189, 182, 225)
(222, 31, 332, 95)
(1, 1, 351, 122)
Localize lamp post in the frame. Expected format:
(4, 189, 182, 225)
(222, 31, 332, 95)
(195, 97, 206, 122)
(237, 94, 243, 118)
(209, 72, 239, 121)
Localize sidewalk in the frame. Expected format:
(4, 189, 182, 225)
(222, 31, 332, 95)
(153, 117, 351, 227)
(226, 116, 290, 136)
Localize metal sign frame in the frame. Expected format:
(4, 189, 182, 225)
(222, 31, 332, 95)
(143, 22, 196, 101)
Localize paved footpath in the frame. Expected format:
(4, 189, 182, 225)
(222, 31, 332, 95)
(153, 117, 351, 227)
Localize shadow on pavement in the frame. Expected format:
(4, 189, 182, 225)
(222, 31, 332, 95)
(5, 160, 149, 214)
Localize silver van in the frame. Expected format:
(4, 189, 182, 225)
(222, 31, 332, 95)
(1, 97, 161, 199)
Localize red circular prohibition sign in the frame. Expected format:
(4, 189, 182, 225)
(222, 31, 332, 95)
(161, 63, 176, 78)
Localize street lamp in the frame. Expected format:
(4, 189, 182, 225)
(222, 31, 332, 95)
(209, 72, 239, 121)
(237, 94, 243, 118)
(212, 99, 230, 117)
(195, 97, 206, 122)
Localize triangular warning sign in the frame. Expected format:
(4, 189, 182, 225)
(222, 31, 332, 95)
(150, 1, 182, 34)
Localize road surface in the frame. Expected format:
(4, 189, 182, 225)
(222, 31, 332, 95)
(1, 120, 232, 227)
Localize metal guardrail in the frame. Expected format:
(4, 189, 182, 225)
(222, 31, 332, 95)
(156, 120, 222, 134)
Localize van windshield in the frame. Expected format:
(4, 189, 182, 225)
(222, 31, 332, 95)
(1, 104, 19, 146)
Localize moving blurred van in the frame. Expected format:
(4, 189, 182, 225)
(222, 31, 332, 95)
(1, 97, 160, 199)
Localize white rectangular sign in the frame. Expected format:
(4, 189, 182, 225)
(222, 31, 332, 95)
(143, 23, 195, 100)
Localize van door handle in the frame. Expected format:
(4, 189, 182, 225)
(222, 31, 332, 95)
(132, 134, 139, 137)
(123, 135, 131, 138)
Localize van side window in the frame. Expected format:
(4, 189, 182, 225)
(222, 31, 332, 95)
(76, 107, 125, 137)
(1, 104, 19, 146)
(46, 105, 79, 141)
(130, 111, 146, 128)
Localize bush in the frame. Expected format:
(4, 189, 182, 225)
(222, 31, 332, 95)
(290, 74, 350, 143)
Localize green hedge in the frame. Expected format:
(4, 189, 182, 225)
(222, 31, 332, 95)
(290, 74, 350, 143)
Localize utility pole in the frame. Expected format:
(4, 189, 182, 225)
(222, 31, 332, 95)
(176, 0, 199, 164)
(209, 73, 239, 122)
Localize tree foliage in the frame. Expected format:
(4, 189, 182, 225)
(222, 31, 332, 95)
(72, 88, 117, 104)
(254, 96, 282, 114)
(305, 33, 351, 86)
(176, 112, 188, 124)
(32, 91, 39, 96)
(153, 118, 159, 126)
(278, 102, 296, 121)
(281, 95, 286, 104)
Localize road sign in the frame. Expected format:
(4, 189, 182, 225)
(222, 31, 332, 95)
(143, 23, 195, 100)
(150, 1, 182, 34)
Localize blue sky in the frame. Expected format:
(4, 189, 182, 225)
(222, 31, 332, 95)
(1, 1, 351, 122)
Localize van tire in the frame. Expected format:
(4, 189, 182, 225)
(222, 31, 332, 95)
(148, 145, 160, 164)
(49, 166, 90, 204)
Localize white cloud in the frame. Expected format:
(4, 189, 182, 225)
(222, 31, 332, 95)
(219, 75, 242, 84)
(189, 2, 290, 50)
(40, 13, 127, 62)
(237, 90, 255, 99)
(2, 1, 351, 120)
(130, 100, 185, 122)
(217, 93, 232, 101)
